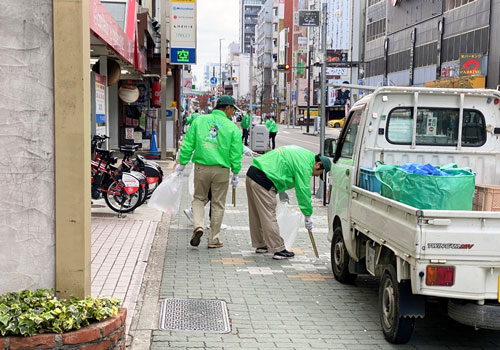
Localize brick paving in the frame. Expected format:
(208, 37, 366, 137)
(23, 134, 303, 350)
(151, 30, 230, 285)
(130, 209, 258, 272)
(91, 211, 158, 332)
(149, 158, 500, 350)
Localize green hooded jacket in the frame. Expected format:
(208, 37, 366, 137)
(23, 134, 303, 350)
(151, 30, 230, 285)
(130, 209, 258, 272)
(179, 110, 243, 174)
(265, 118, 278, 133)
(241, 113, 251, 129)
(252, 145, 314, 216)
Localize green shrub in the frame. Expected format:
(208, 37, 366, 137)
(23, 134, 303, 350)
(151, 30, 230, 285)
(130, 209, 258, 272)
(0, 289, 121, 337)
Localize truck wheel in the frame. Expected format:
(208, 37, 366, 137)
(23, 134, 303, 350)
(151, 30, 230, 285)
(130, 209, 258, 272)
(331, 226, 356, 283)
(448, 300, 500, 330)
(379, 265, 415, 344)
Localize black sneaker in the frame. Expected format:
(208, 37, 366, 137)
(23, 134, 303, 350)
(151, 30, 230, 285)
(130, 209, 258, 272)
(273, 250, 295, 260)
(190, 229, 203, 247)
(255, 246, 268, 254)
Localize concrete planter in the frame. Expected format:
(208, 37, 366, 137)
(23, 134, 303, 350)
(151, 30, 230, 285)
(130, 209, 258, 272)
(0, 308, 126, 350)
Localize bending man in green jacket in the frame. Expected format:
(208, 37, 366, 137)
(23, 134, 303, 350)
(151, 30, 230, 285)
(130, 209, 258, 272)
(245, 145, 331, 259)
(176, 96, 243, 248)
(241, 110, 251, 146)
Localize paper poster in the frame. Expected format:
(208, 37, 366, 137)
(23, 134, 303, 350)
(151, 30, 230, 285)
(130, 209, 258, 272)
(134, 131, 143, 142)
(125, 128, 134, 139)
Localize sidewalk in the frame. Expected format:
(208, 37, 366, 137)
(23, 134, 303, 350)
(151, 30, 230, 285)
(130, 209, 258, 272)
(132, 157, 345, 350)
(127, 156, 500, 349)
(90, 161, 174, 334)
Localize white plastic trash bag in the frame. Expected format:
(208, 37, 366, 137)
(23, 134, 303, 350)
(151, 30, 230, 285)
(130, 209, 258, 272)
(188, 165, 194, 196)
(276, 202, 303, 250)
(148, 172, 184, 215)
(243, 145, 254, 157)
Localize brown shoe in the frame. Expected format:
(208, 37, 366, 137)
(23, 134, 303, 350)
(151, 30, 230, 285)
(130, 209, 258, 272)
(190, 229, 203, 247)
(208, 242, 224, 249)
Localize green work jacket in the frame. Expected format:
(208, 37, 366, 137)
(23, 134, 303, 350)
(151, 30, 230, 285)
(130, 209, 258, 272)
(185, 112, 200, 126)
(179, 110, 243, 174)
(241, 113, 251, 129)
(265, 119, 278, 133)
(252, 145, 314, 216)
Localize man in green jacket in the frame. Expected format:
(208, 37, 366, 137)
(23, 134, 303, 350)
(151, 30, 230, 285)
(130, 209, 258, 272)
(245, 145, 331, 259)
(241, 109, 251, 146)
(176, 96, 243, 248)
(185, 109, 200, 127)
(265, 116, 278, 149)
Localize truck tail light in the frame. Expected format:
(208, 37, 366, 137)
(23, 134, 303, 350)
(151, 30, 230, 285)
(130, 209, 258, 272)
(426, 266, 455, 286)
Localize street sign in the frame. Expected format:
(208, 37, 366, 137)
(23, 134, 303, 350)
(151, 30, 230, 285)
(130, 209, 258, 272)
(217, 86, 224, 93)
(210, 76, 218, 85)
(171, 48, 196, 64)
(291, 90, 296, 100)
(298, 10, 320, 27)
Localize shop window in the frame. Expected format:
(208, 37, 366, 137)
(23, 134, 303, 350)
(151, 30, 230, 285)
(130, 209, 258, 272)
(386, 107, 486, 147)
(444, 0, 476, 12)
(366, 18, 386, 42)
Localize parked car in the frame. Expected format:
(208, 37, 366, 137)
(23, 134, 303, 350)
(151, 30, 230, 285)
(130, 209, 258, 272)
(328, 117, 345, 129)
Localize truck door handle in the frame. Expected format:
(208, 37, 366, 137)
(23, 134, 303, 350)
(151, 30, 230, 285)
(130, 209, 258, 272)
(346, 169, 350, 176)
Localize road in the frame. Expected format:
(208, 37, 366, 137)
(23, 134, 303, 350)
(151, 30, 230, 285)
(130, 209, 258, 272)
(274, 124, 340, 153)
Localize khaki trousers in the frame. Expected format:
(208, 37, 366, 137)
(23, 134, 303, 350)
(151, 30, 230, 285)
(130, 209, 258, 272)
(192, 163, 230, 244)
(246, 176, 285, 253)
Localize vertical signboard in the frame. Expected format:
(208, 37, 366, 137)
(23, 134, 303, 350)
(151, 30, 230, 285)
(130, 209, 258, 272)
(328, 0, 350, 50)
(170, 0, 197, 64)
(95, 73, 106, 135)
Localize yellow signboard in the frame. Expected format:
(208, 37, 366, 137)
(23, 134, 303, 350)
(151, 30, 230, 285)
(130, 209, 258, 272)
(425, 76, 485, 89)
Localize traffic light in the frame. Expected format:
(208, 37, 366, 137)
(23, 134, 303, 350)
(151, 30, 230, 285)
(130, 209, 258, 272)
(278, 64, 290, 71)
(232, 77, 237, 81)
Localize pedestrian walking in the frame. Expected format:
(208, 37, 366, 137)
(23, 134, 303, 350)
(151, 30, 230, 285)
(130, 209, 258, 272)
(241, 109, 251, 146)
(176, 95, 243, 248)
(245, 145, 331, 259)
(265, 116, 278, 149)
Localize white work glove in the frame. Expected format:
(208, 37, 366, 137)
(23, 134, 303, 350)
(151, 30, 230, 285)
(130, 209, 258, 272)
(175, 164, 185, 174)
(231, 174, 239, 187)
(243, 145, 254, 157)
(305, 216, 313, 231)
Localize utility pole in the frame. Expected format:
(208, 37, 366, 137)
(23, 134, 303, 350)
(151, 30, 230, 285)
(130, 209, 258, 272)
(219, 38, 226, 93)
(320, 2, 328, 206)
(306, 43, 312, 133)
(160, 0, 168, 160)
(249, 40, 253, 110)
(260, 67, 264, 117)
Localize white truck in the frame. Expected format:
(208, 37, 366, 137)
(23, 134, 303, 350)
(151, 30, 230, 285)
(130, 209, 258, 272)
(325, 86, 500, 344)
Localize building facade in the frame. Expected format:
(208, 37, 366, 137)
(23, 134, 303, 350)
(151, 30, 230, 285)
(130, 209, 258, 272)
(255, 0, 274, 113)
(240, 0, 266, 54)
(363, 0, 500, 90)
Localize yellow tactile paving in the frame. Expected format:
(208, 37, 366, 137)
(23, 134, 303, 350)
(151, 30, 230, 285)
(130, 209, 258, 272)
(211, 258, 255, 265)
(287, 273, 334, 281)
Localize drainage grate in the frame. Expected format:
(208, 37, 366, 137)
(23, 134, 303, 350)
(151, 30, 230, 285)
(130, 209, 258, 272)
(159, 298, 231, 333)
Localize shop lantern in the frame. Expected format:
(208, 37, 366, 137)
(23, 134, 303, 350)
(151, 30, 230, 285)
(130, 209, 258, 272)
(152, 81, 161, 108)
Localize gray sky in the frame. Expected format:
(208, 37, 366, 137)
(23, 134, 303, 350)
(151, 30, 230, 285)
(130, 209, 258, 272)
(193, 0, 239, 90)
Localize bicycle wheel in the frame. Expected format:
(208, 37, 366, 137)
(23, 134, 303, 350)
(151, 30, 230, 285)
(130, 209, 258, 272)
(104, 180, 142, 213)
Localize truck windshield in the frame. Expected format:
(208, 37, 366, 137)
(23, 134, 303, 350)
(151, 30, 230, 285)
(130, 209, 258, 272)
(386, 107, 486, 147)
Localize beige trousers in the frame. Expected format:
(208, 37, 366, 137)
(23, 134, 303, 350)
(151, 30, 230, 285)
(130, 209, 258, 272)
(192, 163, 230, 244)
(245, 176, 285, 253)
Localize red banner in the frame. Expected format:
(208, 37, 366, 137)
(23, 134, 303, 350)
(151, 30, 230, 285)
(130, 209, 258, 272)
(89, 0, 135, 66)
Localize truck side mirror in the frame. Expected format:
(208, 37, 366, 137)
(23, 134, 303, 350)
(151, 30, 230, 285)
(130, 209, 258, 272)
(324, 138, 337, 158)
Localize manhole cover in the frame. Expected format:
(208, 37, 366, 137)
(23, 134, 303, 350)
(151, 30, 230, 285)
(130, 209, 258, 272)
(159, 298, 230, 333)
